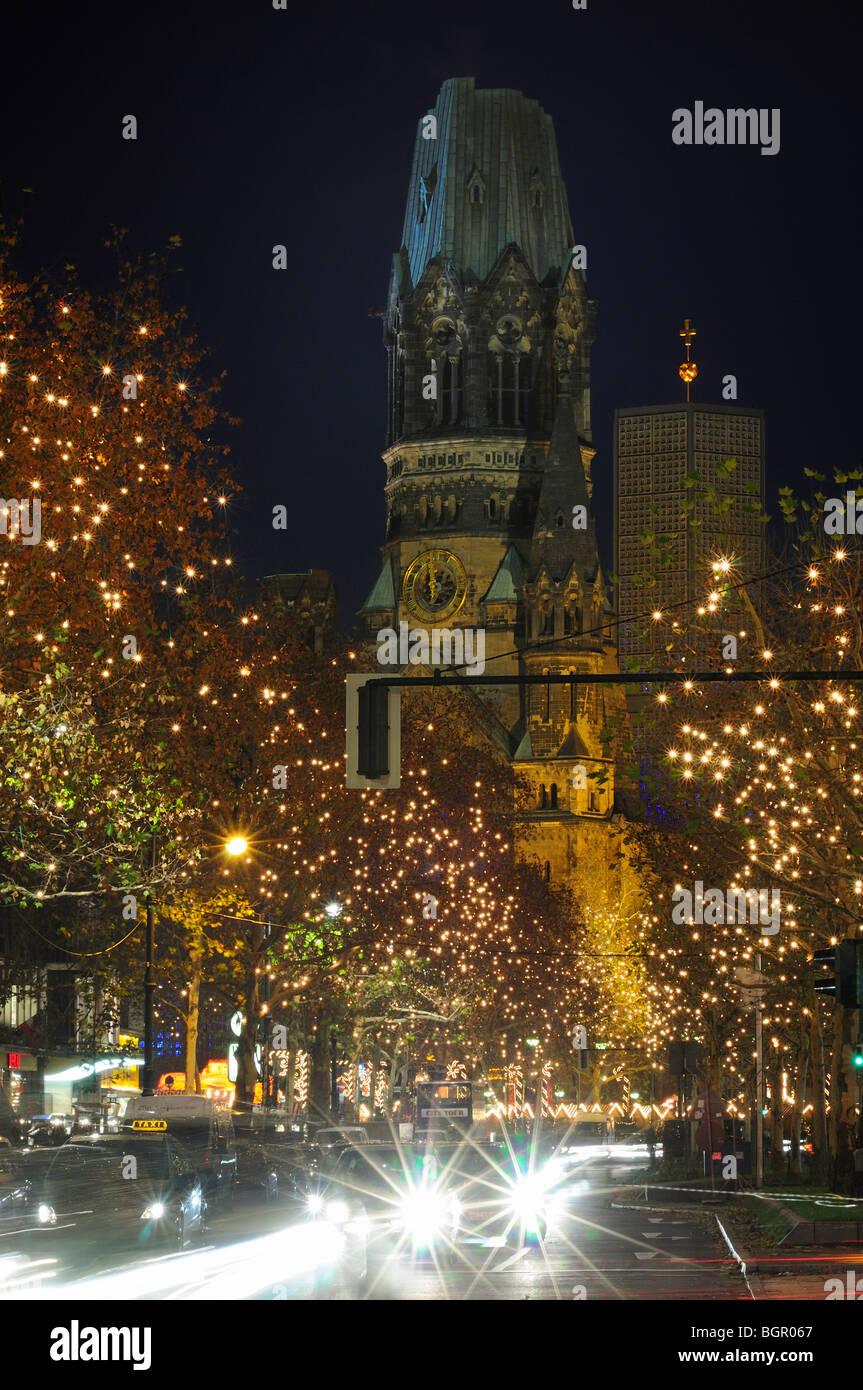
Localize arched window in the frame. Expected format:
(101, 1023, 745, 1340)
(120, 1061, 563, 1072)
(488, 352, 530, 427)
(472, 184, 481, 203)
(488, 497, 496, 521)
(517, 355, 531, 425)
(543, 861, 551, 882)
(538, 784, 547, 810)
(394, 347, 405, 439)
(550, 783, 558, 809)
(440, 354, 461, 425)
(555, 511, 565, 529)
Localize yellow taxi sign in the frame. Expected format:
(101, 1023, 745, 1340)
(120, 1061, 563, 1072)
(131, 1118, 167, 1131)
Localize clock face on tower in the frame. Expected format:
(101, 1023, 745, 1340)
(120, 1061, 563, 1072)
(402, 549, 468, 623)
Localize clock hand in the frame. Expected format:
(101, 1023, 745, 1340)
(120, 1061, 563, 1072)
(428, 563, 437, 604)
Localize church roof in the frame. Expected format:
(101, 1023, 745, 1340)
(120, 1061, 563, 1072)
(482, 544, 524, 602)
(528, 384, 597, 584)
(399, 78, 574, 288)
(359, 556, 396, 612)
(513, 729, 533, 759)
(556, 726, 591, 759)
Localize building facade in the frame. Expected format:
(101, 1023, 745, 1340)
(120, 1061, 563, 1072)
(361, 77, 634, 905)
(614, 402, 765, 669)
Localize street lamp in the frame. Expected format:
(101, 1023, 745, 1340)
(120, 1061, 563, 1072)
(225, 835, 249, 857)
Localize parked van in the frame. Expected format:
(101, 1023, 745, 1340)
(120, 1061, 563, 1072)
(122, 1096, 237, 1207)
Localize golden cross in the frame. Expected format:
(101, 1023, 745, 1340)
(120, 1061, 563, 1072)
(680, 318, 696, 351)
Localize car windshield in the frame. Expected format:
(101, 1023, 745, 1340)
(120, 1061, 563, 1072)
(120, 1120, 210, 1157)
(86, 1137, 174, 1180)
(338, 1147, 433, 1193)
(436, 1145, 499, 1178)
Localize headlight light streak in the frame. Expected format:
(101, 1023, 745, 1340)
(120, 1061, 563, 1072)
(26, 1220, 348, 1301)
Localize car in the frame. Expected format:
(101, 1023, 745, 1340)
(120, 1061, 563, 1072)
(312, 1126, 370, 1150)
(435, 1141, 561, 1249)
(235, 1137, 321, 1203)
(0, 1137, 209, 1251)
(324, 1142, 462, 1270)
(122, 1095, 236, 1210)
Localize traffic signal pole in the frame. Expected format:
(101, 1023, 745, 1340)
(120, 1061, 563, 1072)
(755, 952, 764, 1189)
(352, 668, 863, 785)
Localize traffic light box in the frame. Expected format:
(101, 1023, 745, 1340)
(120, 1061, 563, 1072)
(345, 675, 401, 788)
(813, 941, 863, 1008)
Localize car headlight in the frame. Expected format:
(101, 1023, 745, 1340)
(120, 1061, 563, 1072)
(325, 1199, 349, 1224)
(399, 1189, 457, 1245)
(37, 1203, 55, 1225)
(306, 1193, 324, 1216)
(510, 1177, 546, 1228)
(142, 1202, 165, 1221)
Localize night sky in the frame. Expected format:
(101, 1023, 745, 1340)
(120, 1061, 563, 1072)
(2, 0, 859, 627)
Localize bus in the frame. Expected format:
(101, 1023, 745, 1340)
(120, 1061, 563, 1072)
(415, 1080, 474, 1135)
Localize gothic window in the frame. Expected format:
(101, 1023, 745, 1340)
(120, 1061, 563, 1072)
(467, 168, 485, 205)
(488, 497, 496, 521)
(538, 784, 547, 810)
(550, 783, 558, 809)
(418, 164, 438, 223)
(395, 346, 405, 438)
(517, 355, 531, 424)
(433, 318, 461, 425)
(440, 354, 461, 425)
(488, 351, 531, 426)
(555, 511, 565, 529)
(543, 861, 551, 882)
(589, 790, 602, 814)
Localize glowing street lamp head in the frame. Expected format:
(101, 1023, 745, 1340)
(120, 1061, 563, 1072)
(225, 835, 248, 857)
(325, 900, 343, 918)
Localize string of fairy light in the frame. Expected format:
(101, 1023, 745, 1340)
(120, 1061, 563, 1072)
(627, 534, 863, 1119)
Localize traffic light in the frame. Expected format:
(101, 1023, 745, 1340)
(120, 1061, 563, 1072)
(854, 1046, 863, 1070)
(358, 681, 389, 778)
(813, 941, 863, 1008)
(345, 675, 401, 788)
(572, 1026, 588, 1070)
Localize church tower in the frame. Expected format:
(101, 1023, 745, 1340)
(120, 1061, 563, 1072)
(362, 78, 630, 906)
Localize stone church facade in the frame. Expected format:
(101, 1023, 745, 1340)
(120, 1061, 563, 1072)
(361, 78, 636, 912)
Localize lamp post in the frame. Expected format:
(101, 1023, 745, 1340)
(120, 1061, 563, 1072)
(142, 832, 157, 1097)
